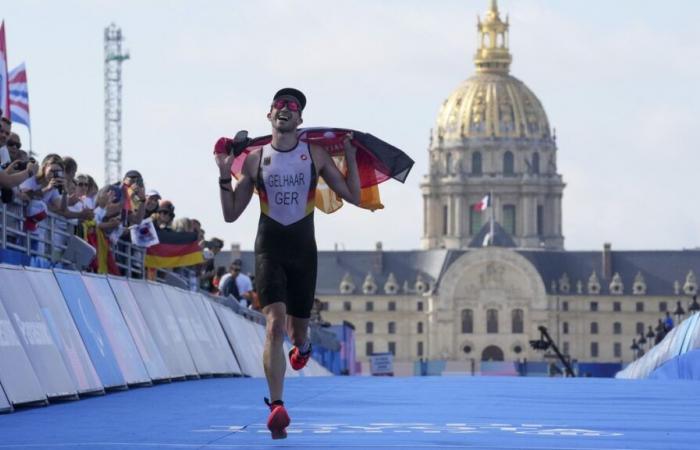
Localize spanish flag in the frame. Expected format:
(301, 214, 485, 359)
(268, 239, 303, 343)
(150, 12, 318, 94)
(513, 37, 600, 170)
(145, 229, 204, 269)
(83, 220, 120, 275)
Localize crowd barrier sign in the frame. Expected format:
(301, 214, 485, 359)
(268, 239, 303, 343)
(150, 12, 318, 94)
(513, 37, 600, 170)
(54, 269, 127, 390)
(163, 287, 217, 376)
(128, 280, 198, 378)
(81, 274, 152, 386)
(188, 292, 241, 375)
(24, 268, 104, 395)
(0, 265, 78, 399)
(212, 303, 264, 377)
(0, 290, 47, 406)
(107, 277, 170, 382)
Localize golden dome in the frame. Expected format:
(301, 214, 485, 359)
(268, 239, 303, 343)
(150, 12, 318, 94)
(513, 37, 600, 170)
(434, 1, 551, 142)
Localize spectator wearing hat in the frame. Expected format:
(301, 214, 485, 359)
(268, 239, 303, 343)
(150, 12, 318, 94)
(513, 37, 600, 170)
(155, 199, 175, 230)
(144, 189, 161, 217)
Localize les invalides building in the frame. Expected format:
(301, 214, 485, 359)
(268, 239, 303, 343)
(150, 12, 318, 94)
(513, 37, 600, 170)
(231, 1, 700, 375)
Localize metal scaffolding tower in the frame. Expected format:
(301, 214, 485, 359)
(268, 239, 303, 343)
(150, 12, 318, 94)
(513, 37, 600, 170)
(104, 23, 129, 185)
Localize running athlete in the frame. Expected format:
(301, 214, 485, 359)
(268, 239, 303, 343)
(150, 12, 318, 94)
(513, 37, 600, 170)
(215, 88, 360, 439)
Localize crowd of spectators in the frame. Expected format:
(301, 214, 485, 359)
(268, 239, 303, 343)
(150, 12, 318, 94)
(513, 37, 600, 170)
(0, 111, 259, 308)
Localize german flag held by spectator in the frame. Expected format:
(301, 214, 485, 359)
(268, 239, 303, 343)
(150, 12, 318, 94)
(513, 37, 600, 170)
(145, 229, 203, 269)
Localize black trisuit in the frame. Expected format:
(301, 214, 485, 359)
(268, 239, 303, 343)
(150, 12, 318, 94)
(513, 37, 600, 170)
(254, 139, 318, 318)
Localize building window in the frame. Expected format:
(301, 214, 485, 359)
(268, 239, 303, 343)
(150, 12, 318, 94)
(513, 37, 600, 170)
(343, 301, 352, 311)
(590, 302, 598, 312)
(613, 302, 621, 312)
(562, 341, 569, 355)
(388, 301, 396, 312)
(532, 152, 540, 174)
(388, 341, 396, 356)
(591, 342, 599, 358)
(388, 322, 396, 334)
(417, 301, 424, 311)
(365, 322, 373, 334)
(636, 302, 644, 312)
(469, 206, 482, 235)
(613, 342, 622, 358)
(321, 302, 329, 311)
(562, 301, 569, 312)
(511, 309, 524, 334)
(461, 309, 473, 334)
(366, 341, 373, 356)
(537, 205, 544, 237)
(417, 322, 424, 334)
(590, 322, 598, 334)
(417, 341, 424, 357)
(636, 322, 644, 335)
(659, 301, 667, 312)
(442, 205, 449, 236)
(471, 151, 482, 175)
(562, 322, 569, 334)
(366, 301, 373, 312)
(503, 151, 514, 175)
(487, 309, 499, 334)
(613, 322, 622, 334)
(502, 205, 516, 235)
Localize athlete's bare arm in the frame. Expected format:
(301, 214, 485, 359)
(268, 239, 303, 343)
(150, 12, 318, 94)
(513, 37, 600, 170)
(216, 150, 260, 222)
(311, 135, 361, 205)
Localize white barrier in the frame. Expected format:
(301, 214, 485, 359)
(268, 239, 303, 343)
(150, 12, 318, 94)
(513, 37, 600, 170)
(108, 277, 171, 382)
(0, 265, 77, 399)
(0, 264, 332, 410)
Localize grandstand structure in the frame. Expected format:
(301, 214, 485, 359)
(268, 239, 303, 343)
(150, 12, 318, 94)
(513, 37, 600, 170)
(103, 23, 129, 185)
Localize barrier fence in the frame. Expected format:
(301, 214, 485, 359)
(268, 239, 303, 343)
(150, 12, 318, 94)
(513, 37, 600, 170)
(616, 312, 700, 380)
(0, 264, 331, 413)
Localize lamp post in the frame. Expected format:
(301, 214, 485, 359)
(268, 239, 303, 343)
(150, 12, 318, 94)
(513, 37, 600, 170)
(630, 338, 639, 361)
(689, 295, 700, 315)
(646, 326, 655, 350)
(674, 301, 686, 324)
(637, 332, 647, 351)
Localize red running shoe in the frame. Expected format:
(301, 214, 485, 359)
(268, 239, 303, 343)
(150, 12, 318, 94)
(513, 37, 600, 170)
(288, 344, 312, 371)
(264, 398, 290, 440)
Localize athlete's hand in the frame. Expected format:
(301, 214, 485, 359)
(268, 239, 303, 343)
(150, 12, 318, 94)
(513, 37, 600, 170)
(343, 133, 357, 160)
(214, 137, 236, 177)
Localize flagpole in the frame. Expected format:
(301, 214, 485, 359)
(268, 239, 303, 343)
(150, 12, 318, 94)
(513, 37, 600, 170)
(489, 190, 494, 246)
(28, 129, 33, 159)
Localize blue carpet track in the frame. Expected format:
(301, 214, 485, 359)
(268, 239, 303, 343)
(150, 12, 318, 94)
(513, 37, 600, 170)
(0, 375, 697, 449)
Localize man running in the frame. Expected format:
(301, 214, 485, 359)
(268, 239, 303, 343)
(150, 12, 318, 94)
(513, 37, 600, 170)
(215, 88, 360, 439)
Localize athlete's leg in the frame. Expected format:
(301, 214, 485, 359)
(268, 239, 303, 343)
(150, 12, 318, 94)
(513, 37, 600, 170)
(286, 315, 310, 348)
(263, 302, 287, 402)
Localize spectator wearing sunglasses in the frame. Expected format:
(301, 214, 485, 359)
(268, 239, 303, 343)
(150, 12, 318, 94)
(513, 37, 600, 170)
(0, 134, 37, 190)
(156, 199, 175, 230)
(144, 189, 161, 218)
(122, 170, 147, 225)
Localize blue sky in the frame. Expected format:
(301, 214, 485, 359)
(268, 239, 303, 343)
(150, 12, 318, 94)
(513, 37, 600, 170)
(2, 0, 699, 251)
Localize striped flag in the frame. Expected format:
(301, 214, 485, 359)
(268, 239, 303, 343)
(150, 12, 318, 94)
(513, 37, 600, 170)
(145, 229, 204, 269)
(0, 22, 9, 118)
(8, 63, 30, 129)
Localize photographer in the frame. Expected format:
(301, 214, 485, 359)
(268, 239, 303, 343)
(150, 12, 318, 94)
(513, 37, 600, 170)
(0, 131, 37, 191)
(18, 154, 67, 213)
(122, 170, 147, 226)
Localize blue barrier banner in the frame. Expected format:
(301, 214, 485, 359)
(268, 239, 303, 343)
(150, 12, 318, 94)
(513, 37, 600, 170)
(107, 277, 170, 382)
(0, 292, 46, 405)
(53, 269, 127, 390)
(24, 268, 103, 395)
(212, 303, 264, 377)
(81, 274, 151, 386)
(190, 293, 241, 375)
(127, 280, 197, 378)
(0, 265, 77, 399)
(0, 382, 11, 412)
(160, 286, 216, 376)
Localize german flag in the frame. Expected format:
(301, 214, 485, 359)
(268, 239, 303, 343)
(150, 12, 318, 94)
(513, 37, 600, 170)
(145, 229, 204, 269)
